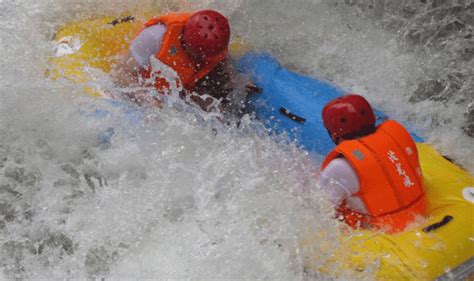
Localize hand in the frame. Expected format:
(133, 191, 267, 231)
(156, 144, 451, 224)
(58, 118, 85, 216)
(111, 52, 141, 87)
(123, 91, 163, 108)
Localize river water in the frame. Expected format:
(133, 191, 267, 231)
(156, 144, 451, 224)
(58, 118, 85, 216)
(0, 0, 472, 279)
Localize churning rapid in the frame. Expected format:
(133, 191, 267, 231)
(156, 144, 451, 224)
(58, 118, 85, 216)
(0, 0, 472, 279)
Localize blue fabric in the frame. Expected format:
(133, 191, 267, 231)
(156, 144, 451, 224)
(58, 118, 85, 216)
(237, 52, 424, 156)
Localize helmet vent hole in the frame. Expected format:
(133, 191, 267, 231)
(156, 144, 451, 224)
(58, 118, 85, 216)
(340, 117, 347, 123)
(204, 33, 208, 39)
(209, 25, 214, 30)
(360, 110, 366, 115)
(204, 16, 209, 21)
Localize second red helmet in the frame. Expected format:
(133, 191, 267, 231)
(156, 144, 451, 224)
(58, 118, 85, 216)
(322, 94, 376, 143)
(183, 10, 230, 58)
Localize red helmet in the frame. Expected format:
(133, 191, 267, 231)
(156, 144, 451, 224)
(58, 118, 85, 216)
(322, 94, 376, 143)
(183, 10, 230, 58)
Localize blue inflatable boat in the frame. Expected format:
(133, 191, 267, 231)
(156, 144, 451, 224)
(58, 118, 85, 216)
(236, 52, 423, 156)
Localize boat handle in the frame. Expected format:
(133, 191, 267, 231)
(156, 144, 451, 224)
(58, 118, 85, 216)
(109, 16, 135, 26)
(279, 107, 306, 124)
(422, 215, 453, 232)
(245, 84, 263, 95)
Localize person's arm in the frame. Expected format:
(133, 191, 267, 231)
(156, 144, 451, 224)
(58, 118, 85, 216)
(129, 24, 166, 67)
(112, 24, 166, 87)
(111, 24, 168, 108)
(318, 158, 360, 206)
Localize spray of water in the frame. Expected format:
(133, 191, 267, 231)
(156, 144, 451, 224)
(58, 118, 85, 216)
(0, 0, 471, 279)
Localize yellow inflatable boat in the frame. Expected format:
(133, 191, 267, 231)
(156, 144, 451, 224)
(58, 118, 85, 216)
(48, 13, 474, 280)
(47, 10, 247, 97)
(302, 143, 473, 280)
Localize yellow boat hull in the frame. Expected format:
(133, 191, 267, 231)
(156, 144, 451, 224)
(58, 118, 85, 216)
(47, 11, 245, 97)
(47, 12, 159, 96)
(303, 143, 474, 280)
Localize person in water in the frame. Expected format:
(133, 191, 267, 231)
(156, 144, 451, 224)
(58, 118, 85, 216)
(318, 94, 427, 233)
(114, 10, 236, 112)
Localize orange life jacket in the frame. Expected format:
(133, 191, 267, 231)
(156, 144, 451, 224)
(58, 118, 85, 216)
(139, 13, 228, 92)
(322, 120, 427, 233)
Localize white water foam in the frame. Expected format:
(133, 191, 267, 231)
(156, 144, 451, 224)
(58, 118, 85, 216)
(0, 0, 471, 280)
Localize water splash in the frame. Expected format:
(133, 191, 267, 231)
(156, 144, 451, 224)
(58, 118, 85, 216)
(0, 0, 471, 280)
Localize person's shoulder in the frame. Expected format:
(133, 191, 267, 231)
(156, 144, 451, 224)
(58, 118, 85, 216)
(142, 23, 167, 37)
(380, 119, 405, 130)
(379, 119, 413, 140)
(321, 157, 352, 178)
(325, 157, 351, 170)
